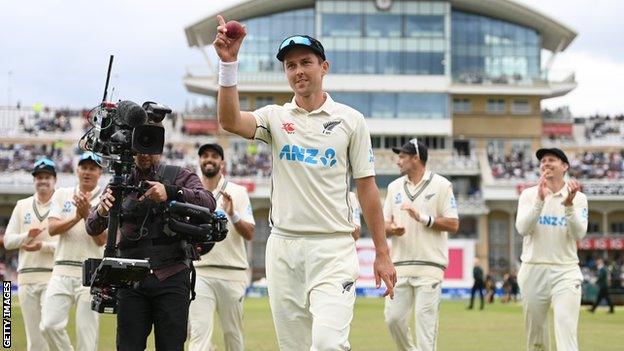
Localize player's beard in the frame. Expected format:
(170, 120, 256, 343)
(201, 162, 221, 178)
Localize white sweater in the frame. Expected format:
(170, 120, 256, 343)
(4, 195, 58, 285)
(515, 185, 588, 265)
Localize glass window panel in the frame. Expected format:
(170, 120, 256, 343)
(365, 14, 402, 37)
(486, 98, 506, 113)
(255, 96, 275, 109)
(405, 15, 445, 37)
(322, 14, 362, 37)
(331, 92, 370, 116)
(452, 10, 541, 83)
(371, 93, 396, 118)
(453, 98, 472, 113)
(512, 99, 531, 114)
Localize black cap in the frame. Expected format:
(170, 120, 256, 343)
(276, 35, 326, 62)
(198, 143, 224, 159)
(536, 148, 569, 165)
(32, 158, 57, 177)
(392, 139, 428, 163)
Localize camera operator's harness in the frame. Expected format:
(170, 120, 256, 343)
(118, 165, 203, 300)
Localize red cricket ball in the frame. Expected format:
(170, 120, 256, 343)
(225, 21, 244, 39)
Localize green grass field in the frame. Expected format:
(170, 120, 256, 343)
(7, 298, 622, 350)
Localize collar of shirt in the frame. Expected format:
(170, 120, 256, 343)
(285, 92, 335, 116)
(551, 183, 569, 198)
(35, 194, 52, 206)
(404, 169, 432, 190)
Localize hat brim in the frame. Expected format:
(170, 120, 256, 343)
(78, 159, 102, 167)
(198, 145, 224, 159)
(535, 148, 569, 164)
(32, 169, 56, 176)
(392, 147, 415, 155)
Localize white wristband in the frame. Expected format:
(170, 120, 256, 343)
(418, 213, 434, 227)
(218, 60, 238, 87)
(231, 211, 241, 224)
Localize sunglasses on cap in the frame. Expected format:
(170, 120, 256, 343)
(277, 35, 325, 61)
(279, 36, 313, 51)
(409, 138, 420, 159)
(34, 158, 56, 168)
(79, 152, 102, 165)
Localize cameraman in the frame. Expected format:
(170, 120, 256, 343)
(86, 152, 215, 351)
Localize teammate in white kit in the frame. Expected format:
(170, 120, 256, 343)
(349, 191, 361, 240)
(189, 143, 255, 351)
(383, 139, 459, 351)
(4, 158, 58, 351)
(515, 148, 587, 351)
(40, 152, 107, 351)
(213, 15, 396, 351)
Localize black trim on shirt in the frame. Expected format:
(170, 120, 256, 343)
(394, 260, 446, 271)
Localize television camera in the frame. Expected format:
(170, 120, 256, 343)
(81, 56, 228, 314)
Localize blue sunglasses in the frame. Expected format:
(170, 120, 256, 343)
(34, 158, 55, 168)
(279, 36, 313, 51)
(79, 152, 102, 164)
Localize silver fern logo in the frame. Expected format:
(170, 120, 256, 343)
(322, 120, 342, 135)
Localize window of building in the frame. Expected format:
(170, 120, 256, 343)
(486, 98, 506, 113)
(451, 10, 541, 84)
(371, 136, 381, 149)
(365, 14, 402, 37)
(255, 96, 274, 109)
(239, 97, 249, 110)
(512, 99, 531, 114)
(588, 220, 601, 234)
(453, 98, 472, 113)
(488, 217, 511, 276)
(404, 15, 445, 37)
(331, 92, 449, 119)
(371, 93, 396, 118)
(611, 222, 624, 235)
(383, 136, 399, 149)
(322, 14, 362, 37)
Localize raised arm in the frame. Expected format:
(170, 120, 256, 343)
(515, 188, 543, 237)
(214, 15, 257, 138)
(564, 180, 588, 240)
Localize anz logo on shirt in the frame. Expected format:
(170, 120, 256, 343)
(63, 200, 73, 213)
(450, 195, 457, 209)
(394, 193, 402, 204)
(24, 213, 32, 225)
(538, 215, 567, 227)
(278, 144, 337, 167)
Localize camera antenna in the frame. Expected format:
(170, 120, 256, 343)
(102, 55, 114, 103)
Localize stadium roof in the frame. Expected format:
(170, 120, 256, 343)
(185, 0, 577, 52)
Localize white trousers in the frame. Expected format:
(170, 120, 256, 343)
(18, 282, 49, 351)
(518, 263, 583, 351)
(384, 276, 442, 351)
(188, 277, 247, 351)
(40, 275, 99, 351)
(266, 234, 359, 351)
